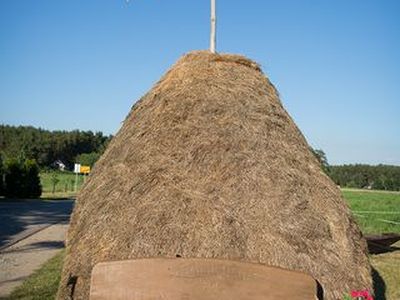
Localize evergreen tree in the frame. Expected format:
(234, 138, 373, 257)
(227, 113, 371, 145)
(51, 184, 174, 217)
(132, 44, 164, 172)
(312, 148, 330, 174)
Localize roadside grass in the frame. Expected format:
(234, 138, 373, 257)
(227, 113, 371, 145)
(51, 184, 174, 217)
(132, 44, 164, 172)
(4, 189, 400, 299)
(342, 189, 400, 234)
(342, 187, 400, 195)
(4, 250, 64, 300)
(41, 191, 78, 200)
(40, 171, 87, 199)
(0, 192, 76, 201)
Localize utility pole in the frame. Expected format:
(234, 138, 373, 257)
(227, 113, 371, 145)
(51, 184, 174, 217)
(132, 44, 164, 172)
(210, 0, 216, 53)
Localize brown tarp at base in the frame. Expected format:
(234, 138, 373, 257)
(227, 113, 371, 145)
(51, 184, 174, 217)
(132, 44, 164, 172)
(89, 258, 317, 300)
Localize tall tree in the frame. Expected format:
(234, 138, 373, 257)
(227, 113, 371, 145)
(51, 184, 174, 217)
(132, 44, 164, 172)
(312, 148, 330, 173)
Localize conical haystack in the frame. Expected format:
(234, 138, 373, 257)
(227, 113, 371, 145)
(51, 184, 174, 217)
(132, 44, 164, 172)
(58, 51, 372, 299)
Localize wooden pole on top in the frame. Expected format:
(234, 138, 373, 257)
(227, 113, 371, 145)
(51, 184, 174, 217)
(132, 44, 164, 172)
(210, 0, 216, 53)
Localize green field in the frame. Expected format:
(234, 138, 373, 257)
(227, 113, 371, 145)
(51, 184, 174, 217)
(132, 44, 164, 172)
(342, 189, 400, 299)
(342, 188, 400, 234)
(40, 171, 85, 196)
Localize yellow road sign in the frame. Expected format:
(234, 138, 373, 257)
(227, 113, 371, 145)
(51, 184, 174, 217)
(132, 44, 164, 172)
(80, 165, 91, 174)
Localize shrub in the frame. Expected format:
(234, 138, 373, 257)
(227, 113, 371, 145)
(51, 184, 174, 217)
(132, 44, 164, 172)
(4, 158, 42, 198)
(4, 159, 24, 198)
(24, 159, 42, 198)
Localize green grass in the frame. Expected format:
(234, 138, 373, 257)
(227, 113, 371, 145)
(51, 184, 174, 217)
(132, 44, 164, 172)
(342, 189, 400, 299)
(4, 251, 64, 300)
(40, 171, 86, 197)
(342, 189, 400, 234)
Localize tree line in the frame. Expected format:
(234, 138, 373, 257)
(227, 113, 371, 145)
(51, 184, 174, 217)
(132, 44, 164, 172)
(0, 125, 112, 169)
(328, 164, 400, 191)
(313, 149, 400, 191)
(0, 125, 112, 198)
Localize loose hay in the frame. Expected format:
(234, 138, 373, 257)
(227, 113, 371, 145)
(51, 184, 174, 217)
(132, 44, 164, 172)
(58, 51, 372, 300)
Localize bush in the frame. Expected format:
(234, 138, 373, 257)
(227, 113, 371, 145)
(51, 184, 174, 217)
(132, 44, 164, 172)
(4, 158, 42, 198)
(24, 159, 42, 198)
(4, 159, 24, 198)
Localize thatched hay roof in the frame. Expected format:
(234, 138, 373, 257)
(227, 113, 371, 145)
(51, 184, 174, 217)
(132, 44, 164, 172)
(58, 51, 372, 299)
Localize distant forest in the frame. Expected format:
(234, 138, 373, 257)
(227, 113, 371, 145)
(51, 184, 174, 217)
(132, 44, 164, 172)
(329, 164, 400, 191)
(0, 125, 399, 191)
(0, 125, 112, 169)
(313, 150, 400, 191)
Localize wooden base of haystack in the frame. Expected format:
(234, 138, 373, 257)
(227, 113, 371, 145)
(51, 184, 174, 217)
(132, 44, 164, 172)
(89, 258, 318, 300)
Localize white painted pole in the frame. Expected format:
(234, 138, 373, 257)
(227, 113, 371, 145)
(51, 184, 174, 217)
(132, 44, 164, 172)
(74, 172, 78, 192)
(210, 0, 216, 53)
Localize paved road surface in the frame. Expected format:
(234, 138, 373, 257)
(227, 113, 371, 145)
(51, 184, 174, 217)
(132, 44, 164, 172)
(0, 200, 73, 297)
(0, 200, 74, 250)
(0, 223, 69, 297)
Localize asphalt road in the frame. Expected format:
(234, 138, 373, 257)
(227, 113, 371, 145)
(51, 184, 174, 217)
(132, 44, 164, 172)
(0, 200, 74, 250)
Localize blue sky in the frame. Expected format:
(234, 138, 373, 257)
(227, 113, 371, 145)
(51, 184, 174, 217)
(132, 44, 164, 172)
(0, 0, 399, 165)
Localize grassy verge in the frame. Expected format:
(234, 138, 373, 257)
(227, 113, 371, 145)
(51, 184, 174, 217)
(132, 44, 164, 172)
(341, 187, 400, 195)
(4, 250, 64, 300)
(342, 189, 400, 234)
(40, 191, 77, 200)
(40, 171, 85, 195)
(1, 192, 77, 201)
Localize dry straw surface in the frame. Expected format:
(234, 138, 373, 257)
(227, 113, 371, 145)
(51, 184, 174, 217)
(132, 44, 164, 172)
(58, 51, 372, 299)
